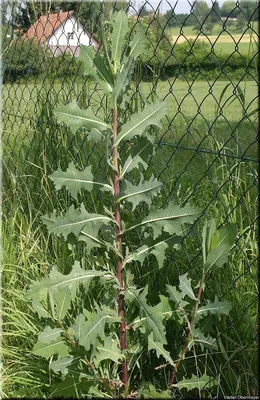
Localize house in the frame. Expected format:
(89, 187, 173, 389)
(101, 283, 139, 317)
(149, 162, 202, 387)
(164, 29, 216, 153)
(22, 10, 99, 57)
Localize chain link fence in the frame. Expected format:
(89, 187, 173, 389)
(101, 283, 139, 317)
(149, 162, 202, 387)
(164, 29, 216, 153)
(2, 0, 258, 397)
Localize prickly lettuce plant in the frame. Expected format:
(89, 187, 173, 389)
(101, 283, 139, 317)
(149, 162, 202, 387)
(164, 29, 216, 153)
(27, 11, 235, 398)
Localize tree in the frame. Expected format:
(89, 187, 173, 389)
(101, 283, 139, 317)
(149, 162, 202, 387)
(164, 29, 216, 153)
(235, 13, 247, 32)
(211, 1, 221, 23)
(220, 1, 239, 18)
(239, 0, 258, 21)
(193, 0, 210, 22)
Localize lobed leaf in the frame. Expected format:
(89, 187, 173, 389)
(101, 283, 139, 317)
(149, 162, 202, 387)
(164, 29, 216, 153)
(197, 296, 232, 317)
(49, 162, 113, 199)
(79, 46, 113, 94)
(119, 175, 162, 210)
(179, 273, 197, 301)
(94, 336, 124, 367)
(128, 26, 146, 59)
(121, 136, 154, 178)
(124, 234, 182, 269)
(54, 100, 110, 138)
(32, 336, 68, 360)
(115, 100, 167, 146)
(166, 285, 189, 309)
(70, 306, 120, 352)
(110, 56, 135, 106)
(125, 201, 200, 238)
(111, 10, 129, 71)
(148, 332, 175, 367)
(190, 328, 217, 351)
(50, 356, 74, 375)
(172, 373, 217, 391)
(26, 261, 112, 319)
(42, 204, 112, 241)
(126, 286, 167, 343)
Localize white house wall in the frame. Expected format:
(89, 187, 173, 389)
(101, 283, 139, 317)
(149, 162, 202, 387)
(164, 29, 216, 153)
(46, 16, 93, 47)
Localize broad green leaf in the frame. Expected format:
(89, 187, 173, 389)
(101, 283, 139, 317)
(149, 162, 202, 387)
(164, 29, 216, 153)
(42, 204, 112, 241)
(128, 26, 146, 59)
(204, 223, 236, 273)
(190, 328, 217, 351)
(148, 332, 175, 367)
(197, 296, 232, 317)
(93, 53, 114, 85)
(166, 284, 189, 308)
(54, 100, 110, 138)
(32, 336, 68, 360)
(38, 326, 63, 343)
(27, 262, 112, 318)
(115, 101, 167, 146)
(172, 373, 217, 391)
(126, 286, 167, 343)
(139, 384, 171, 398)
(79, 46, 113, 94)
(110, 56, 134, 106)
(125, 201, 200, 239)
(124, 235, 181, 269)
(70, 306, 120, 352)
(49, 162, 113, 198)
(111, 10, 128, 71)
(94, 336, 124, 367)
(129, 295, 174, 330)
(50, 356, 74, 375)
(119, 175, 162, 210)
(50, 376, 94, 397)
(179, 273, 197, 301)
(202, 218, 216, 264)
(121, 136, 154, 178)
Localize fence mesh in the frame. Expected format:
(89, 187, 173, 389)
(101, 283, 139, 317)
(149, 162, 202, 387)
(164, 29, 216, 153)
(2, 0, 259, 397)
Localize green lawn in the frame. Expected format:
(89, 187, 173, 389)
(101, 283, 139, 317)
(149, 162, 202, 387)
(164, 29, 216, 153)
(2, 79, 258, 161)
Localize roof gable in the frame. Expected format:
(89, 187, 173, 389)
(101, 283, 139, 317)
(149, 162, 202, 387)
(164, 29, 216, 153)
(22, 10, 75, 43)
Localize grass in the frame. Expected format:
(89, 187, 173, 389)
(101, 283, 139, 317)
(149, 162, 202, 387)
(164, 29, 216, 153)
(2, 75, 258, 397)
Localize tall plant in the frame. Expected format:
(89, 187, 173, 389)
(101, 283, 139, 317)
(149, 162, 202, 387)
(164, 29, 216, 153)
(27, 11, 235, 398)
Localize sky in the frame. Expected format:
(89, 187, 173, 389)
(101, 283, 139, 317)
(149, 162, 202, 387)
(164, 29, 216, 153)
(134, 0, 228, 14)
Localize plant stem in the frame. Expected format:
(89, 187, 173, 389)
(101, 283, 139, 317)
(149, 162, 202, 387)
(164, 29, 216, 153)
(112, 107, 128, 387)
(168, 274, 205, 388)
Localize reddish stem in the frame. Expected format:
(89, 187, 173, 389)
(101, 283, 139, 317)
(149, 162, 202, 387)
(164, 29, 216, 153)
(168, 274, 205, 388)
(112, 108, 128, 387)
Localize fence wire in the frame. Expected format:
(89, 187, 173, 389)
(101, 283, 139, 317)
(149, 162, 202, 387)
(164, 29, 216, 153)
(1, 0, 259, 397)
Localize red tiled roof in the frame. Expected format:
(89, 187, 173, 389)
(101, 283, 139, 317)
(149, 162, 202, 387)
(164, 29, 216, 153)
(22, 10, 75, 43)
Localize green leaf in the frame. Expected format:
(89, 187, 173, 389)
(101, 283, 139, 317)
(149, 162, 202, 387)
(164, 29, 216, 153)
(166, 285, 189, 308)
(50, 356, 74, 375)
(110, 56, 134, 106)
(115, 101, 167, 146)
(179, 273, 197, 301)
(38, 326, 63, 343)
(49, 162, 113, 198)
(42, 204, 112, 241)
(204, 223, 236, 272)
(121, 137, 154, 178)
(32, 336, 68, 360)
(125, 201, 200, 239)
(27, 261, 112, 318)
(172, 373, 217, 391)
(190, 328, 217, 351)
(119, 175, 162, 210)
(94, 336, 124, 367)
(128, 26, 146, 59)
(111, 10, 129, 71)
(202, 218, 216, 264)
(148, 332, 175, 367)
(139, 384, 171, 398)
(197, 296, 232, 317)
(50, 376, 94, 397)
(70, 306, 120, 352)
(126, 286, 167, 343)
(54, 100, 110, 138)
(78, 46, 113, 94)
(125, 235, 181, 269)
